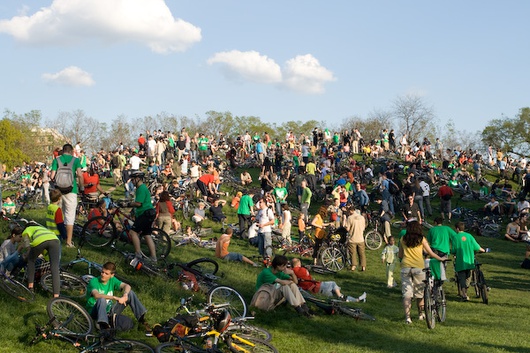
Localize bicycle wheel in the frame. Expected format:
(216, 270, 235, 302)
(364, 230, 383, 250)
(320, 246, 345, 272)
(141, 228, 171, 260)
(208, 285, 248, 318)
(41, 272, 87, 299)
(47, 297, 94, 335)
(82, 216, 116, 247)
(337, 306, 375, 321)
(481, 223, 501, 238)
(182, 202, 191, 220)
(424, 286, 436, 329)
(186, 258, 219, 276)
(0, 273, 35, 302)
(309, 265, 337, 276)
(436, 286, 447, 322)
(471, 270, 481, 298)
(391, 220, 405, 229)
(478, 271, 489, 304)
(155, 341, 208, 353)
(226, 323, 272, 342)
(226, 335, 278, 353)
(100, 339, 155, 352)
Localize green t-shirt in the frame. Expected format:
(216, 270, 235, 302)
(86, 276, 122, 312)
(237, 194, 254, 215)
(51, 154, 83, 194)
(301, 187, 312, 205)
(448, 179, 459, 187)
(134, 183, 154, 217)
(427, 225, 456, 254)
(273, 187, 288, 203)
(198, 137, 209, 151)
(450, 231, 481, 272)
(256, 267, 290, 290)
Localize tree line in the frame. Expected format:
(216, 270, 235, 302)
(2, 96, 526, 169)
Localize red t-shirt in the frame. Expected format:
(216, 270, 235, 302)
(198, 174, 215, 184)
(293, 266, 321, 293)
(83, 172, 100, 194)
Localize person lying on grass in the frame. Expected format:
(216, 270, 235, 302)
(291, 258, 366, 302)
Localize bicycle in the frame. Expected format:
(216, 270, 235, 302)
(281, 230, 314, 258)
(81, 197, 171, 261)
(163, 258, 248, 319)
(364, 212, 385, 250)
(154, 301, 277, 353)
(299, 289, 375, 321)
(31, 297, 154, 352)
(454, 254, 490, 305)
(422, 259, 450, 329)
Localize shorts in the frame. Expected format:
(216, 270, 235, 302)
(223, 253, 243, 262)
(440, 199, 451, 213)
(132, 209, 156, 235)
(196, 180, 208, 196)
(319, 281, 340, 297)
(62, 192, 78, 226)
(401, 267, 425, 299)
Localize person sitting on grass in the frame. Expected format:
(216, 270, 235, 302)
(86, 261, 152, 335)
(210, 197, 227, 223)
(254, 255, 313, 317)
(291, 258, 366, 302)
(192, 202, 207, 226)
(2, 196, 16, 215)
(215, 227, 258, 267)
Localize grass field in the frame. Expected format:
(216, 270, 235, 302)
(1, 175, 530, 353)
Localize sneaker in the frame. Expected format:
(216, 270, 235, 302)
(358, 292, 367, 303)
(462, 296, 469, 302)
(405, 317, 412, 325)
(142, 322, 153, 337)
(418, 313, 425, 320)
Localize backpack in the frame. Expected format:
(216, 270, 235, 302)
(152, 314, 199, 342)
(250, 283, 284, 311)
(54, 156, 76, 194)
(388, 180, 399, 195)
(111, 155, 119, 169)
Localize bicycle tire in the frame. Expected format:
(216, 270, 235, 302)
(364, 230, 383, 250)
(320, 246, 345, 272)
(0, 273, 35, 302)
(155, 341, 209, 353)
(182, 202, 191, 220)
(99, 339, 155, 352)
(141, 228, 171, 260)
(309, 265, 337, 275)
(208, 285, 248, 318)
(337, 306, 376, 321)
(436, 287, 447, 323)
(186, 258, 219, 276)
(391, 220, 405, 229)
(424, 286, 436, 329)
(82, 216, 116, 248)
(226, 335, 278, 353)
(472, 270, 481, 298)
(47, 297, 94, 335)
(226, 324, 272, 342)
(41, 272, 87, 299)
(478, 271, 489, 304)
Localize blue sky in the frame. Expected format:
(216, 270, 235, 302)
(1, 0, 528, 135)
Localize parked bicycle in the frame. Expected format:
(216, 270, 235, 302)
(154, 300, 277, 353)
(299, 289, 375, 321)
(31, 297, 154, 352)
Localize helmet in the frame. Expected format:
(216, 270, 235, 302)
(214, 309, 231, 333)
(130, 171, 145, 179)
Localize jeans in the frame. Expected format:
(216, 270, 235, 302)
(90, 290, 147, 325)
(258, 231, 272, 258)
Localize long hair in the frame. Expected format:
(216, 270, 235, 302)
(402, 221, 423, 248)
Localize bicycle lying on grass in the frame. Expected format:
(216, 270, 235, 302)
(31, 297, 154, 352)
(299, 288, 375, 321)
(154, 300, 278, 353)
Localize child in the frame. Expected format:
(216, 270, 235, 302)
(381, 236, 399, 288)
(46, 189, 67, 241)
(2, 196, 16, 215)
(0, 226, 25, 275)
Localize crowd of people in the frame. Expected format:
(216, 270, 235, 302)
(1, 125, 529, 329)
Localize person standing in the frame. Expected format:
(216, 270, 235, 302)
(345, 207, 367, 271)
(300, 179, 312, 222)
(381, 236, 399, 288)
(450, 222, 487, 301)
(437, 181, 454, 223)
(50, 143, 84, 248)
(237, 190, 254, 238)
(256, 198, 275, 259)
(402, 194, 422, 224)
(419, 178, 432, 217)
(426, 217, 456, 281)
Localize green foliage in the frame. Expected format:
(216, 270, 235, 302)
(481, 107, 530, 156)
(0, 118, 29, 168)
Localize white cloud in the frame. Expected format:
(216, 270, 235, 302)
(207, 51, 335, 94)
(207, 50, 282, 84)
(42, 66, 95, 87)
(0, 0, 201, 53)
(282, 54, 336, 94)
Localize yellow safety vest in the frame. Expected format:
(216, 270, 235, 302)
(46, 204, 61, 237)
(24, 226, 58, 247)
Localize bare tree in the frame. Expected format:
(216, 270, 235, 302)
(47, 109, 102, 155)
(393, 94, 435, 144)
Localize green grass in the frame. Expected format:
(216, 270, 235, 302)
(1, 174, 530, 353)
